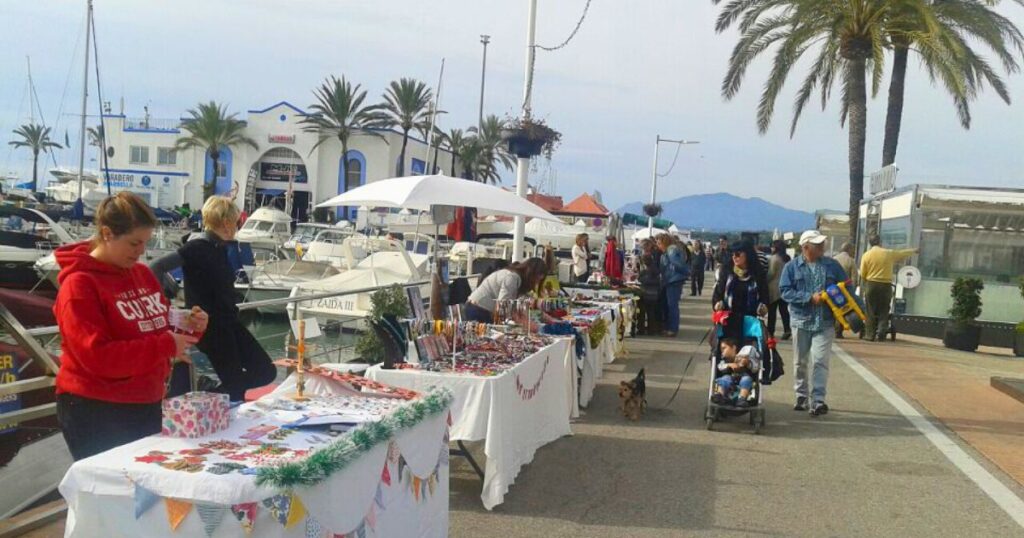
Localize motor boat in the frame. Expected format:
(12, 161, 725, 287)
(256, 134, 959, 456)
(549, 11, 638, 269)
(0, 207, 74, 290)
(283, 222, 336, 253)
(238, 230, 366, 314)
(288, 238, 429, 325)
(236, 207, 293, 259)
(34, 226, 182, 288)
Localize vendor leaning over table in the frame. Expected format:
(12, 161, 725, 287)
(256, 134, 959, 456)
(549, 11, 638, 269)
(466, 257, 556, 326)
(150, 196, 276, 403)
(53, 192, 209, 461)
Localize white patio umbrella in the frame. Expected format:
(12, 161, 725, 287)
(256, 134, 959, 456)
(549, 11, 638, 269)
(316, 174, 559, 222)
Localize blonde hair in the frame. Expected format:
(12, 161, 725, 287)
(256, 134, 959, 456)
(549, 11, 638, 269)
(202, 196, 241, 232)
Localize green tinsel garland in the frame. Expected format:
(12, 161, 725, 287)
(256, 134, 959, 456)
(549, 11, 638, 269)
(255, 388, 454, 489)
(589, 318, 608, 348)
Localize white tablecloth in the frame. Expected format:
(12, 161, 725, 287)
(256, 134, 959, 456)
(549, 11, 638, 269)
(59, 384, 450, 537)
(366, 339, 572, 510)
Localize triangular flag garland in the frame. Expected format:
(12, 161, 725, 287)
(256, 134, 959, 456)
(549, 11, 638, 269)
(305, 515, 324, 538)
(231, 503, 257, 534)
(196, 504, 226, 537)
(164, 498, 193, 531)
(381, 460, 391, 486)
(134, 484, 160, 519)
(285, 493, 308, 529)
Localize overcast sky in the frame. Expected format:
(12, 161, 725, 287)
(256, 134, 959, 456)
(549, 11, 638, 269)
(3, 0, 1023, 212)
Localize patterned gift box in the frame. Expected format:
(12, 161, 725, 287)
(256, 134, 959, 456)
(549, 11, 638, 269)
(161, 392, 231, 438)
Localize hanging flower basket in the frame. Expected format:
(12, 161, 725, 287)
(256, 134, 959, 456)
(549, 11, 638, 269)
(642, 203, 663, 218)
(502, 116, 562, 159)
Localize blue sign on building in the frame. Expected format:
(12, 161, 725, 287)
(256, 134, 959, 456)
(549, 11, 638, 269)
(141, 175, 152, 187)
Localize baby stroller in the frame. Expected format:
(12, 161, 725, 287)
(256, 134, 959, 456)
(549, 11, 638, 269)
(704, 315, 770, 434)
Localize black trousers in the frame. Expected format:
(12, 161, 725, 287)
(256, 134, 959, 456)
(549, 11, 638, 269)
(637, 297, 663, 335)
(57, 393, 162, 461)
(768, 300, 791, 336)
(691, 270, 705, 296)
(197, 318, 277, 402)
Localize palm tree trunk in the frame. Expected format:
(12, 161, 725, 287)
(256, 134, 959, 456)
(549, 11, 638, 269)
(450, 155, 456, 177)
(433, 145, 440, 174)
(847, 58, 868, 242)
(31, 150, 39, 193)
(397, 133, 409, 176)
(207, 154, 219, 200)
(882, 44, 909, 167)
(341, 138, 350, 221)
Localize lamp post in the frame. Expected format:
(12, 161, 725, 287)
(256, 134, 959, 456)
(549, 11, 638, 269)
(511, 0, 538, 263)
(649, 135, 700, 235)
(478, 35, 490, 132)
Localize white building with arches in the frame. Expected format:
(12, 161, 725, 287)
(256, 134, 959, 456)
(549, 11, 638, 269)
(97, 101, 455, 222)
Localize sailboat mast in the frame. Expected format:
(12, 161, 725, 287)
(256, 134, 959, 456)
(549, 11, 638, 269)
(76, 0, 93, 203)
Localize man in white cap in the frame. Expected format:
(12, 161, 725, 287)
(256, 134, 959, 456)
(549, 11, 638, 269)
(778, 230, 849, 416)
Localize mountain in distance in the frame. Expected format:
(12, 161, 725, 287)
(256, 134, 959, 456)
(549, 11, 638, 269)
(617, 192, 815, 232)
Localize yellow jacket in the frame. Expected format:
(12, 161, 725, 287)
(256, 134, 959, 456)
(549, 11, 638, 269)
(859, 246, 916, 284)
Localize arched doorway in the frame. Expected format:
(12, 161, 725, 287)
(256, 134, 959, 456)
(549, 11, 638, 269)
(249, 147, 310, 222)
(204, 146, 233, 195)
(337, 150, 366, 221)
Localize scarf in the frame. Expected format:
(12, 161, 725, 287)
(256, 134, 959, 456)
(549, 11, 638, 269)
(733, 264, 749, 279)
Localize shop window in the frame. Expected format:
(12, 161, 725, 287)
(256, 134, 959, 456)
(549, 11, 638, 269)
(129, 146, 149, 164)
(346, 159, 362, 191)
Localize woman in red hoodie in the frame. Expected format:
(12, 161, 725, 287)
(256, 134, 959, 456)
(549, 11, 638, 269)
(54, 192, 208, 460)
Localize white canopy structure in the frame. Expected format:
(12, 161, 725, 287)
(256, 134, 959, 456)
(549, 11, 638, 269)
(316, 174, 559, 222)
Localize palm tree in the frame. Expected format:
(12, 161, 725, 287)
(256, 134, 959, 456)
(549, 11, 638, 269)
(455, 136, 489, 182)
(714, 0, 910, 240)
(881, 1, 1024, 166)
(427, 127, 448, 174)
(176, 101, 258, 199)
(300, 76, 384, 219)
(446, 128, 467, 177)
(9, 123, 62, 192)
(469, 114, 516, 183)
(378, 78, 434, 176)
(87, 125, 104, 148)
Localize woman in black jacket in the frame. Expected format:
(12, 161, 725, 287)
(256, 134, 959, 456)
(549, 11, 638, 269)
(151, 197, 275, 402)
(712, 241, 769, 343)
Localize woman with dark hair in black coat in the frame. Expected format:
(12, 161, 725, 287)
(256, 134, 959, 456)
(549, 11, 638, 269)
(712, 241, 770, 342)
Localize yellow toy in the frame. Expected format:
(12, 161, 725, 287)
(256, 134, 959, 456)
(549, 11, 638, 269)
(819, 281, 866, 332)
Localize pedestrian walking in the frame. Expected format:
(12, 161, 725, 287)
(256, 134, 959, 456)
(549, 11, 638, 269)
(832, 242, 857, 338)
(858, 235, 918, 342)
(690, 241, 707, 296)
(712, 241, 769, 343)
(657, 234, 689, 337)
(715, 235, 731, 281)
(779, 230, 849, 416)
(637, 239, 663, 335)
(766, 239, 792, 339)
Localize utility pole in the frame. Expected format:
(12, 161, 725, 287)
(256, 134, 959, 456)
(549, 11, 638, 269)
(512, 0, 537, 263)
(478, 35, 490, 132)
(649, 135, 700, 235)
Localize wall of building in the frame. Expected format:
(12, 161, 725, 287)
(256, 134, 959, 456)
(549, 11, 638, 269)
(98, 101, 456, 217)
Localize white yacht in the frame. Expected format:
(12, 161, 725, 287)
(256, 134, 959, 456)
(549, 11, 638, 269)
(0, 207, 74, 290)
(236, 207, 293, 263)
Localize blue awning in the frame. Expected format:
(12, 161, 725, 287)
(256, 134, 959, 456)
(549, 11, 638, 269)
(256, 188, 285, 196)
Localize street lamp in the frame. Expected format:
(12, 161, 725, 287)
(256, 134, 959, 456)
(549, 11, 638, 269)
(478, 35, 491, 132)
(649, 135, 700, 235)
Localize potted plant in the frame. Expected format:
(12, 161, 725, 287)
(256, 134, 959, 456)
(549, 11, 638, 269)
(501, 116, 562, 159)
(942, 277, 984, 352)
(642, 203, 663, 218)
(1014, 276, 1024, 357)
(355, 284, 411, 365)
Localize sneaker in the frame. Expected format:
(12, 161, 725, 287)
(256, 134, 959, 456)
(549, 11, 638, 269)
(711, 393, 728, 405)
(782, 332, 792, 340)
(793, 396, 808, 411)
(810, 402, 829, 416)
(735, 399, 751, 409)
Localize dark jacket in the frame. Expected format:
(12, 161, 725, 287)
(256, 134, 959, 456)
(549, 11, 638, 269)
(638, 254, 662, 302)
(150, 233, 241, 321)
(691, 250, 707, 271)
(712, 270, 769, 315)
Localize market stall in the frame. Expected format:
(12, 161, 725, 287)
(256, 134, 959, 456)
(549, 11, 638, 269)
(366, 336, 572, 510)
(59, 379, 452, 537)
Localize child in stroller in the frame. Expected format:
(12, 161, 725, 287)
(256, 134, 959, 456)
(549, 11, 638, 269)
(711, 338, 760, 408)
(705, 314, 770, 433)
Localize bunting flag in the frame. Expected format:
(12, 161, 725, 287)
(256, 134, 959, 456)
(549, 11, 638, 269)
(286, 494, 308, 529)
(427, 474, 436, 497)
(196, 504, 226, 537)
(164, 498, 193, 531)
(397, 455, 407, 481)
(263, 494, 292, 526)
(356, 521, 367, 538)
(446, 412, 452, 426)
(134, 484, 160, 519)
(374, 483, 384, 510)
(381, 460, 391, 486)
(231, 503, 257, 534)
(365, 505, 377, 532)
(305, 516, 323, 538)
(412, 477, 421, 502)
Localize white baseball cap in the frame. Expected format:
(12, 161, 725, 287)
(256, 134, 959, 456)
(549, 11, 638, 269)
(799, 230, 828, 246)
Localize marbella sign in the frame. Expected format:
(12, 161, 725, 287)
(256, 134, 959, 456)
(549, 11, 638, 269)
(268, 134, 296, 144)
(870, 164, 898, 195)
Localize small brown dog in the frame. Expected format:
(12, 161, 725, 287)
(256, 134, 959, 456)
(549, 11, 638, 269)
(618, 368, 647, 421)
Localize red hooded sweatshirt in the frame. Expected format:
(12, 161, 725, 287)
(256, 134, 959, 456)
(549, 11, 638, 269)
(53, 242, 176, 404)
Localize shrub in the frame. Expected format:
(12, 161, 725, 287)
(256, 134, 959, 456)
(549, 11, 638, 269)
(355, 285, 411, 364)
(948, 277, 984, 325)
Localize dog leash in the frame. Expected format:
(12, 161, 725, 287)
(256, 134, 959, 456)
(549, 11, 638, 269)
(656, 325, 713, 409)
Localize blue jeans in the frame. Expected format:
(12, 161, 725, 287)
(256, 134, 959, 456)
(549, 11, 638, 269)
(664, 282, 683, 333)
(793, 327, 834, 403)
(716, 374, 754, 393)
